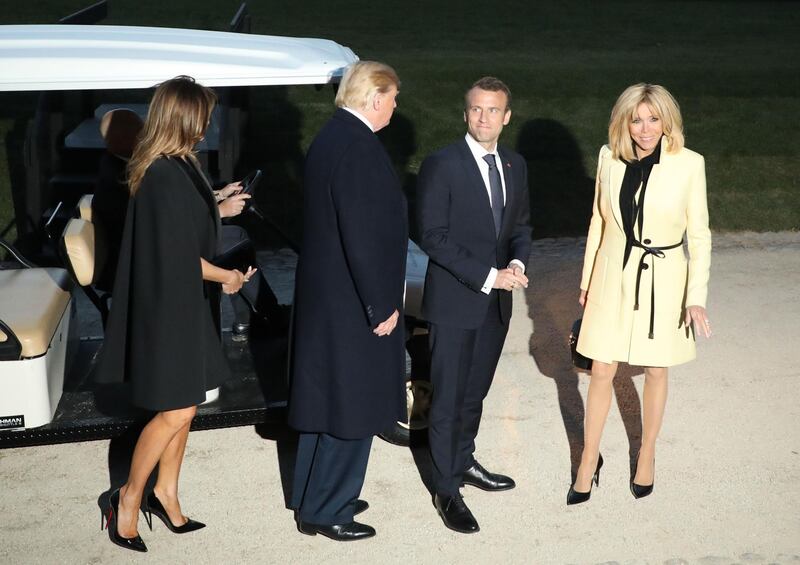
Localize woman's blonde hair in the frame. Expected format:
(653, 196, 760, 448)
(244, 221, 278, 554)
(334, 61, 400, 111)
(128, 76, 216, 194)
(608, 83, 684, 161)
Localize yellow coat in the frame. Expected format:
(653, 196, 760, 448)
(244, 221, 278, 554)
(577, 140, 711, 367)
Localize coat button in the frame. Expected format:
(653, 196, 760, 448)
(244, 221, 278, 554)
(642, 263, 649, 270)
(643, 238, 651, 244)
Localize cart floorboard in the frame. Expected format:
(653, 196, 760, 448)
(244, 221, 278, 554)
(0, 331, 288, 449)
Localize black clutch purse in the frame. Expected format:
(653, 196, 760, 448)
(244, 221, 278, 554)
(569, 318, 593, 371)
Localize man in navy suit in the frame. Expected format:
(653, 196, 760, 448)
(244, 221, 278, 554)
(418, 77, 532, 533)
(289, 61, 407, 542)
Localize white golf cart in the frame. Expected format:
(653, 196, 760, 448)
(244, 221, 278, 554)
(0, 2, 430, 448)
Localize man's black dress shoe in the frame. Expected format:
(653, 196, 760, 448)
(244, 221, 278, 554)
(434, 494, 479, 534)
(297, 520, 376, 541)
(462, 461, 516, 491)
(354, 499, 369, 515)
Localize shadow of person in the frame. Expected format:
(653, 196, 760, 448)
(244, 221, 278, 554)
(518, 119, 646, 479)
(525, 250, 588, 479)
(516, 119, 594, 239)
(403, 333, 436, 495)
(253, 408, 297, 509)
(523, 248, 644, 480)
(377, 111, 420, 242)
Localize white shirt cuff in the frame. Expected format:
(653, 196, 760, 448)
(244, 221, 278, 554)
(481, 268, 498, 295)
(509, 259, 526, 273)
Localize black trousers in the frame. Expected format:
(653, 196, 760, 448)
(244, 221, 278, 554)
(215, 225, 281, 325)
(428, 291, 509, 496)
(290, 432, 373, 525)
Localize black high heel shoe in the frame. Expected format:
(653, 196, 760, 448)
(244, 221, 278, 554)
(142, 492, 206, 534)
(630, 451, 654, 499)
(103, 489, 147, 552)
(566, 453, 604, 506)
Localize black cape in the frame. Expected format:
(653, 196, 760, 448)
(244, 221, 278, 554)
(95, 156, 230, 411)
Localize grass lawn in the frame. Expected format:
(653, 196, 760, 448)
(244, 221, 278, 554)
(1, 0, 798, 243)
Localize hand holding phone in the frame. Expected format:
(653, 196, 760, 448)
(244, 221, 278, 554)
(240, 169, 262, 195)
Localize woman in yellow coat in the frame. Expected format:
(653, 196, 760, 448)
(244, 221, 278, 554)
(568, 84, 712, 504)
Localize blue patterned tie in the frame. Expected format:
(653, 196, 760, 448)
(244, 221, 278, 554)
(483, 154, 504, 237)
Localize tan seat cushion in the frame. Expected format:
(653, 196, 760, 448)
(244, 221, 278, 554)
(77, 194, 93, 222)
(62, 218, 95, 286)
(0, 269, 71, 358)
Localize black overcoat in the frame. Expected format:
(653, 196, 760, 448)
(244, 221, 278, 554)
(418, 140, 532, 329)
(95, 156, 230, 411)
(288, 109, 408, 439)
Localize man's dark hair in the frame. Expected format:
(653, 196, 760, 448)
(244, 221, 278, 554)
(465, 76, 512, 110)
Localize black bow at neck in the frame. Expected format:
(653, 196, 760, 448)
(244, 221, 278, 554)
(620, 140, 662, 268)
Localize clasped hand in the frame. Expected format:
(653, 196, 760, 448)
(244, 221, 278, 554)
(222, 265, 257, 294)
(493, 266, 528, 292)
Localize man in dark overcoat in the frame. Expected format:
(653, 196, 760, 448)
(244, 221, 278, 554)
(417, 77, 532, 533)
(288, 61, 407, 542)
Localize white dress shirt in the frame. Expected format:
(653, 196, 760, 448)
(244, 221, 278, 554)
(463, 133, 526, 294)
(343, 106, 374, 132)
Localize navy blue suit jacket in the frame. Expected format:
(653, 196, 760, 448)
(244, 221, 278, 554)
(418, 138, 532, 329)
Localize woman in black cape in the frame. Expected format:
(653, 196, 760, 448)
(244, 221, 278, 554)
(96, 76, 253, 552)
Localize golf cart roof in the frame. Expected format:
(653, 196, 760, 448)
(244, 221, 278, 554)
(0, 24, 359, 91)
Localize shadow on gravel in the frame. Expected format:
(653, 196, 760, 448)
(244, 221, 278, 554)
(254, 408, 297, 509)
(525, 247, 646, 482)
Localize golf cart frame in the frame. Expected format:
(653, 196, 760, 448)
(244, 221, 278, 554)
(0, 2, 430, 449)
(0, 3, 361, 448)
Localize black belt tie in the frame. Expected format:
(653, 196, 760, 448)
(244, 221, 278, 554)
(632, 238, 683, 339)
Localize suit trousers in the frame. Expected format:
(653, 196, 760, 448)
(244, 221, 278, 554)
(428, 291, 509, 496)
(215, 225, 281, 325)
(290, 432, 373, 524)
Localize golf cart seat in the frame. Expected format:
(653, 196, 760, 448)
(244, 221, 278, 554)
(0, 265, 74, 430)
(77, 193, 94, 222)
(61, 196, 112, 325)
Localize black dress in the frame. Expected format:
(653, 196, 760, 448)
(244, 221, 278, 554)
(96, 156, 230, 411)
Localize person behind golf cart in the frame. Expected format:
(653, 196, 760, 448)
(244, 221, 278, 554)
(92, 109, 287, 338)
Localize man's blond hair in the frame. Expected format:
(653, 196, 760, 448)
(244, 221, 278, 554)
(335, 61, 400, 111)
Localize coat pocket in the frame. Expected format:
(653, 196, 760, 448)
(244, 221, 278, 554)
(586, 254, 609, 305)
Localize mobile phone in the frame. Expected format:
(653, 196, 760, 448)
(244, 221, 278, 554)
(240, 169, 262, 195)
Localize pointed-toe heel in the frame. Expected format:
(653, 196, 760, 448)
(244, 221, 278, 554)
(105, 489, 147, 552)
(566, 453, 604, 506)
(630, 451, 655, 499)
(143, 492, 206, 534)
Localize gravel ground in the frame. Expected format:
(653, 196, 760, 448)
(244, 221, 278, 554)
(0, 231, 798, 565)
